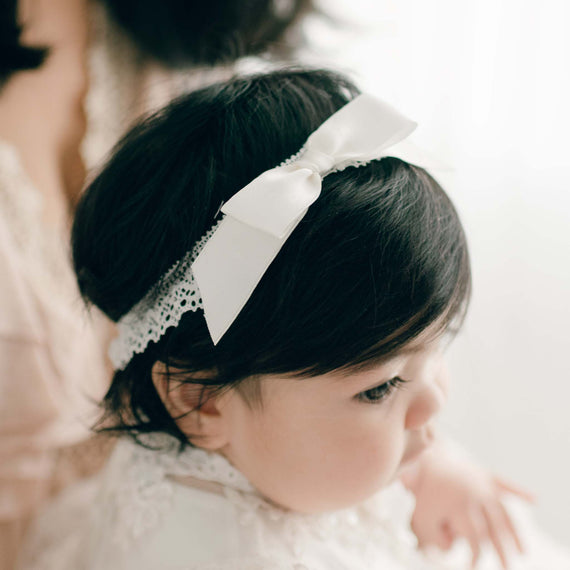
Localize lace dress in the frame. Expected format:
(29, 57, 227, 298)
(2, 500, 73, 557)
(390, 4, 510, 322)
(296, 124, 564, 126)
(18, 435, 570, 570)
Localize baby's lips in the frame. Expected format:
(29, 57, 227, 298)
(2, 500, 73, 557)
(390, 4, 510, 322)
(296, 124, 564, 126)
(424, 424, 436, 444)
(401, 428, 434, 466)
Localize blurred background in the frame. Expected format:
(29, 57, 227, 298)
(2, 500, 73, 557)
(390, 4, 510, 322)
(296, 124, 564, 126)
(304, 0, 570, 545)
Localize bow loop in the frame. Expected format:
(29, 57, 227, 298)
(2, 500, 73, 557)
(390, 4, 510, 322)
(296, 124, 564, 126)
(220, 94, 416, 241)
(303, 93, 417, 168)
(221, 167, 321, 239)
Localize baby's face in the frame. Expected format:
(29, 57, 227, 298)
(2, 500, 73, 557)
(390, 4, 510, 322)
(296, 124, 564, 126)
(219, 334, 449, 513)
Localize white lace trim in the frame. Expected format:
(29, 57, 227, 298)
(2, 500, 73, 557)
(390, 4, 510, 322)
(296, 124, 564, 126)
(111, 434, 254, 549)
(110, 434, 420, 565)
(139, 433, 255, 492)
(108, 220, 222, 369)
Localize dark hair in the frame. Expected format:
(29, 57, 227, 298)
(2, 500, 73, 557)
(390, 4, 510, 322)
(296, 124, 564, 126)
(0, 0, 48, 89)
(98, 0, 313, 68)
(72, 69, 471, 444)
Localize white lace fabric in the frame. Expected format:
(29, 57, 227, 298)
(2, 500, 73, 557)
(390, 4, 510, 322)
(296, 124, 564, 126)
(89, 435, 423, 567)
(111, 434, 256, 543)
(108, 221, 221, 369)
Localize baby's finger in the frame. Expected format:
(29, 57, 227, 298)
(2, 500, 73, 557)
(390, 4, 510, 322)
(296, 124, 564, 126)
(497, 500, 525, 554)
(483, 503, 510, 570)
(439, 522, 455, 551)
(494, 477, 535, 503)
(466, 531, 481, 570)
(412, 518, 455, 551)
(450, 511, 486, 569)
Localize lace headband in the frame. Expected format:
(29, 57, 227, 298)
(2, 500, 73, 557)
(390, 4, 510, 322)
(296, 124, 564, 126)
(109, 94, 417, 370)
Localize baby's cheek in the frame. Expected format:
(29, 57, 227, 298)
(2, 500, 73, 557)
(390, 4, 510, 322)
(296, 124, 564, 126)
(227, 399, 405, 512)
(306, 426, 404, 510)
(347, 432, 403, 492)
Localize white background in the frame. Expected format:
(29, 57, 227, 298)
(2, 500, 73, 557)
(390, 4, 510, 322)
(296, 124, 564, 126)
(305, 0, 570, 545)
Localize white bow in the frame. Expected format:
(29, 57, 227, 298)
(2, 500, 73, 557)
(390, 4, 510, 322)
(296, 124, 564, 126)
(192, 94, 417, 344)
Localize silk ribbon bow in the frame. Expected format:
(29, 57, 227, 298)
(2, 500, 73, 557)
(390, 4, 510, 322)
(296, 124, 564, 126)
(192, 94, 417, 344)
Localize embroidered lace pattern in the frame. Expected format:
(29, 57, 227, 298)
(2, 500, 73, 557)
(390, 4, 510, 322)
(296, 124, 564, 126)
(108, 220, 222, 369)
(107, 434, 420, 568)
(109, 434, 254, 550)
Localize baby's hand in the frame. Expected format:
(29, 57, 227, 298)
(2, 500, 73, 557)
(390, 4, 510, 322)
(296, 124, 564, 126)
(400, 438, 534, 569)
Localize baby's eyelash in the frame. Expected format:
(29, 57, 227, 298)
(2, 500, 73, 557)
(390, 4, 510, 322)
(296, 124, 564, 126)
(355, 377, 409, 404)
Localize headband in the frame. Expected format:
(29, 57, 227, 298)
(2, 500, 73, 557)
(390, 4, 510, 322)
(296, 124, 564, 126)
(109, 94, 417, 370)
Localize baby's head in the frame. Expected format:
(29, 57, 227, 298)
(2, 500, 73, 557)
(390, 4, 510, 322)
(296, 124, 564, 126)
(73, 69, 470, 513)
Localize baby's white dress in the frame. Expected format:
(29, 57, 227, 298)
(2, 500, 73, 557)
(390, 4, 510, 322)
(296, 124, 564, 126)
(19, 435, 570, 570)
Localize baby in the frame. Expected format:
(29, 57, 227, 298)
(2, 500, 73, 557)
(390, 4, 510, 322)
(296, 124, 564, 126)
(19, 68, 570, 570)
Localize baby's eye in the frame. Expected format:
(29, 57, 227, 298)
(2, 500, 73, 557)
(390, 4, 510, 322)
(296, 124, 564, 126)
(355, 377, 408, 404)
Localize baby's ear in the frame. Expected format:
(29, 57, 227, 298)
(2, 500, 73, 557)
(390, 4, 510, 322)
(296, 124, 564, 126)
(152, 361, 230, 450)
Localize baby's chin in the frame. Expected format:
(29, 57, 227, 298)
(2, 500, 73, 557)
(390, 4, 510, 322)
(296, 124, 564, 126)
(256, 475, 400, 515)
(303, 451, 433, 511)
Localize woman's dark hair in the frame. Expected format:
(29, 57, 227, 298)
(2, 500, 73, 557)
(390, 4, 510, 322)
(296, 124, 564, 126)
(98, 0, 313, 68)
(0, 0, 48, 89)
(73, 68, 471, 445)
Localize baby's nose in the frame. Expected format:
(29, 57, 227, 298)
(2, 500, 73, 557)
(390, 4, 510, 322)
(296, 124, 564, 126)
(405, 375, 448, 431)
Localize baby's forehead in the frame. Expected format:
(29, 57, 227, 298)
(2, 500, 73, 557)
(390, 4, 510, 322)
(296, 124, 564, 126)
(330, 323, 447, 376)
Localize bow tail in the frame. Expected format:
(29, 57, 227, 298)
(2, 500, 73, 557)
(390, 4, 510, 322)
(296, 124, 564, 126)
(192, 214, 303, 344)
